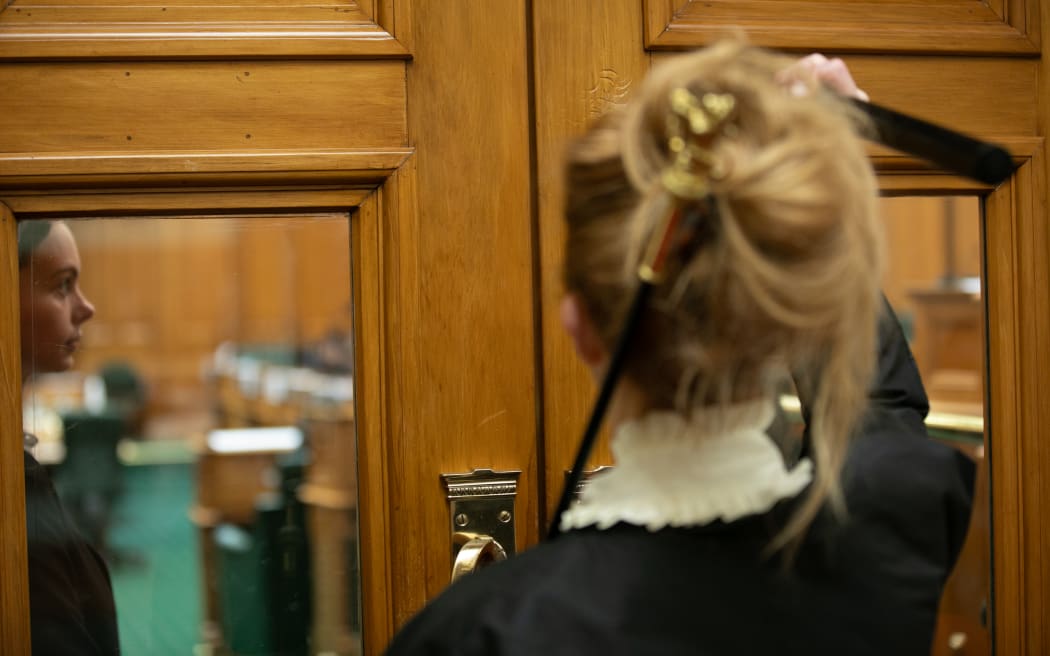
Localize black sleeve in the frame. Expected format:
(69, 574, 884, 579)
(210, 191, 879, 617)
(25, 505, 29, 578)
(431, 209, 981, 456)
(24, 452, 121, 655)
(796, 296, 976, 574)
(868, 296, 929, 425)
(839, 298, 976, 578)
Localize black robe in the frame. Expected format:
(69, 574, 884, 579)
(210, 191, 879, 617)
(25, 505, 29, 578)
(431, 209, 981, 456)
(24, 450, 121, 655)
(386, 304, 976, 655)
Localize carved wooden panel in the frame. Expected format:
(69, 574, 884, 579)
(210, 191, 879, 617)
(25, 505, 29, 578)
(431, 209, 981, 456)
(645, 0, 1038, 54)
(0, 61, 406, 157)
(0, 0, 406, 58)
(828, 56, 1037, 136)
(651, 51, 1038, 139)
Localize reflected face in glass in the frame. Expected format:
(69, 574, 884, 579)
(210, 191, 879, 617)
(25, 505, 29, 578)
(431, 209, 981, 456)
(19, 222, 96, 377)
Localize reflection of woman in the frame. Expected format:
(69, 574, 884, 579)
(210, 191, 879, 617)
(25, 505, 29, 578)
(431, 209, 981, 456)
(387, 42, 973, 655)
(19, 220, 120, 655)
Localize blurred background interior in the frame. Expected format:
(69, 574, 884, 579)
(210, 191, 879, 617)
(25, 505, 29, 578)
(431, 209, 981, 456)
(19, 197, 988, 655)
(22, 214, 360, 656)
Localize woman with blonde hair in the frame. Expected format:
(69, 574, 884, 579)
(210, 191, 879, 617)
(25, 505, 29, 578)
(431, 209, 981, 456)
(388, 41, 973, 655)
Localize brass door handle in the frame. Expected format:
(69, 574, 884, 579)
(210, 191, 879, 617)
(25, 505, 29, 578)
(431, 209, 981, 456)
(451, 533, 507, 582)
(948, 632, 967, 654)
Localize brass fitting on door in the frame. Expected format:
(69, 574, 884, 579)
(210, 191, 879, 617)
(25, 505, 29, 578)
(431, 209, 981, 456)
(440, 469, 520, 582)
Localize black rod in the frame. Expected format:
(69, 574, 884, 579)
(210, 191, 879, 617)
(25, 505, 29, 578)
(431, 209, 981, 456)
(546, 282, 654, 540)
(850, 98, 1013, 186)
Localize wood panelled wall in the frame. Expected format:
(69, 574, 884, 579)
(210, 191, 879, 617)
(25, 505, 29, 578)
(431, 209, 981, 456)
(1, 2, 1049, 655)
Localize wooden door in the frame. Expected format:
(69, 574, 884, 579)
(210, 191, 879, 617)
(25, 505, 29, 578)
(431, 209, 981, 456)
(3, 2, 1050, 655)
(531, 3, 1050, 656)
(0, 2, 538, 654)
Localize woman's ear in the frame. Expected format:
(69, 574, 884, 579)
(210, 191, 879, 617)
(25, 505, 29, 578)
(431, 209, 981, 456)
(560, 294, 608, 369)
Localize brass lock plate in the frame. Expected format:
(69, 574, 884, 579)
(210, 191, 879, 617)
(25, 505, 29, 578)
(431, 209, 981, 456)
(440, 468, 520, 566)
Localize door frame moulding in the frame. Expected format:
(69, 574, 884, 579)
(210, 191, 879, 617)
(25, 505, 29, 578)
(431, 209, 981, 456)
(872, 138, 1049, 656)
(644, 0, 1039, 55)
(0, 151, 417, 655)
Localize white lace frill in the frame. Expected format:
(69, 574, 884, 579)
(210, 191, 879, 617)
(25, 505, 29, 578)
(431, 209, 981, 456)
(560, 399, 812, 532)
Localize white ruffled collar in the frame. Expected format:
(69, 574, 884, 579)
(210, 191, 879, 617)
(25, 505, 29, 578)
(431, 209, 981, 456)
(560, 399, 812, 532)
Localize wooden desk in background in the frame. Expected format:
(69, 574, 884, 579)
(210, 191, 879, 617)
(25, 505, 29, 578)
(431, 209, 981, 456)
(189, 432, 289, 650)
(207, 365, 361, 655)
(299, 406, 360, 656)
(908, 288, 984, 412)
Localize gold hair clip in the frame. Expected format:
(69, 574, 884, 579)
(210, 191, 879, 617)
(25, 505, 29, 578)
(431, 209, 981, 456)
(660, 89, 736, 200)
(639, 89, 735, 284)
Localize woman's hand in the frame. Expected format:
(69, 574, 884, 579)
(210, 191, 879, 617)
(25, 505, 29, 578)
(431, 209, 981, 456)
(777, 53, 870, 102)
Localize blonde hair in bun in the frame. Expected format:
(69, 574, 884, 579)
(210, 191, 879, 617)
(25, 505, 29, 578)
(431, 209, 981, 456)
(562, 40, 884, 551)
